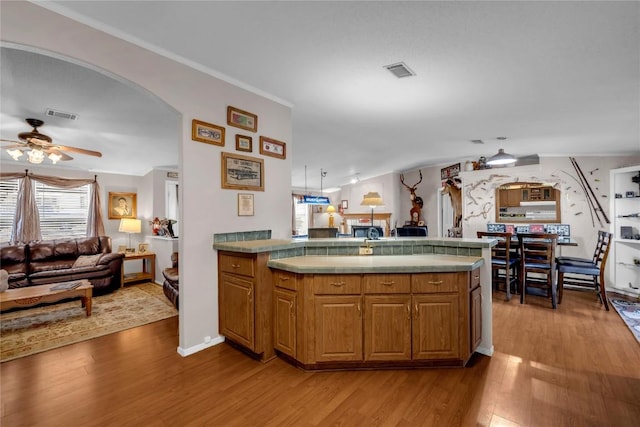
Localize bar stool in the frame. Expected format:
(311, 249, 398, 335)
(518, 233, 558, 309)
(477, 231, 520, 301)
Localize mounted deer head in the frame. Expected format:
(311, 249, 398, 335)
(400, 170, 423, 201)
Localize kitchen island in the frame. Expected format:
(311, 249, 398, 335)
(213, 233, 495, 368)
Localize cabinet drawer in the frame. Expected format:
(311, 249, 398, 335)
(274, 270, 298, 291)
(411, 272, 465, 293)
(363, 274, 410, 294)
(469, 268, 481, 289)
(219, 253, 255, 277)
(313, 274, 361, 295)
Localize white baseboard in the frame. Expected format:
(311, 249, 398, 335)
(476, 345, 494, 357)
(177, 336, 225, 357)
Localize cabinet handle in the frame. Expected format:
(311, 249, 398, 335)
(427, 280, 443, 285)
(247, 287, 252, 302)
(279, 276, 290, 282)
(474, 275, 480, 280)
(380, 281, 395, 286)
(357, 303, 361, 317)
(414, 303, 418, 318)
(231, 264, 240, 269)
(406, 304, 411, 320)
(330, 281, 345, 287)
(289, 301, 294, 317)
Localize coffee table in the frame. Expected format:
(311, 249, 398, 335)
(0, 279, 93, 316)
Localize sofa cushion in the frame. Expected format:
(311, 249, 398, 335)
(73, 254, 103, 268)
(77, 237, 101, 255)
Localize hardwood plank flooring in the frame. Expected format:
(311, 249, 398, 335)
(1, 288, 639, 426)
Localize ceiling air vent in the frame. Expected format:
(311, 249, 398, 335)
(384, 62, 415, 78)
(45, 108, 78, 121)
(471, 139, 484, 144)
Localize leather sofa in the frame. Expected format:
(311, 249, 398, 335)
(162, 252, 179, 309)
(1, 236, 124, 295)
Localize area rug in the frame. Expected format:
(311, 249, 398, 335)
(1, 282, 177, 362)
(610, 298, 640, 343)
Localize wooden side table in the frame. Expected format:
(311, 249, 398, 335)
(122, 252, 156, 286)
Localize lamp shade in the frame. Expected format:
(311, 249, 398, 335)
(361, 192, 384, 207)
(119, 218, 141, 234)
(326, 205, 336, 214)
(486, 148, 517, 166)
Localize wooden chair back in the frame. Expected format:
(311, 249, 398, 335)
(518, 232, 558, 308)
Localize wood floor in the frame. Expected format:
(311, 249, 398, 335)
(1, 288, 639, 427)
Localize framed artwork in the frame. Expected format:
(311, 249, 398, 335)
(237, 193, 254, 216)
(117, 245, 127, 254)
(440, 163, 461, 180)
(259, 136, 286, 159)
(108, 192, 137, 219)
(341, 200, 348, 209)
(221, 152, 265, 192)
(227, 106, 258, 132)
(235, 134, 253, 152)
(192, 119, 225, 146)
(138, 243, 149, 254)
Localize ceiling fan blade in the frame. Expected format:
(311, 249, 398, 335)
(1, 144, 25, 150)
(0, 138, 24, 145)
(54, 145, 103, 158)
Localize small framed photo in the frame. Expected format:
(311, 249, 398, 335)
(192, 119, 225, 146)
(138, 243, 149, 254)
(125, 248, 136, 255)
(108, 192, 137, 219)
(341, 200, 348, 209)
(221, 152, 265, 192)
(235, 134, 253, 152)
(117, 245, 127, 254)
(259, 136, 286, 159)
(227, 106, 258, 132)
(237, 193, 254, 216)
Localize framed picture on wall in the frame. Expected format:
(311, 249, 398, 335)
(221, 152, 264, 192)
(235, 134, 253, 152)
(259, 136, 286, 159)
(108, 192, 137, 219)
(227, 106, 258, 132)
(192, 119, 225, 146)
(237, 193, 254, 216)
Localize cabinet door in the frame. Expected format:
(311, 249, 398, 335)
(412, 294, 459, 360)
(364, 296, 411, 361)
(314, 296, 363, 362)
(470, 286, 482, 352)
(219, 273, 254, 350)
(274, 288, 296, 357)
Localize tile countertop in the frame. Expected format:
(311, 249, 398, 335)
(212, 237, 496, 253)
(267, 254, 484, 274)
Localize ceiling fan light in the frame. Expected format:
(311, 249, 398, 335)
(48, 152, 62, 164)
(27, 148, 45, 164)
(486, 148, 517, 166)
(7, 148, 23, 161)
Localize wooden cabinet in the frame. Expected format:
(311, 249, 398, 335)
(495, 183, 561, 223)
(274, 288, 296, 357)
(218, 251, 274, 361)
(272, 268, 481, 369)
(219, 273, 254, 349)
(364, 295, 411, 361)
(314, 295, 363, 361)
(412, 294, 459, 359)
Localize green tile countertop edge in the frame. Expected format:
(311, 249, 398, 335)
(213, 237, 496, 253)
(267, 254, 484, 274)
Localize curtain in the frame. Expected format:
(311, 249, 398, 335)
(0, 172, 105, 243)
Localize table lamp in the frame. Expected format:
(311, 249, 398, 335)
(361, 191, 384, 226)
(326, 205, 336, 228)
(119, 218, 141, 252)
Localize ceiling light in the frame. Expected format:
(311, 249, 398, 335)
(48, 152, 62, 164)
(7, 148, 23, 161)
(27, 148, 45, 164)
(486, 148, 517, 166)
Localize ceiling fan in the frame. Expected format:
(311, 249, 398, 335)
(1, 118, 102, 164)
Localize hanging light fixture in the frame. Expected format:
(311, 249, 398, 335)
(486, 137, 517, 166)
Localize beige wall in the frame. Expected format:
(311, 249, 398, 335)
(1, 1, 293, 355)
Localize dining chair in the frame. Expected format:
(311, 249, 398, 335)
(556, 230, 612, 310)
(518, 232, 558, 309)
(477, 231, 519, 301)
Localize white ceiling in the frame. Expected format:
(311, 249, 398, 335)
(1, 1, 638, 190)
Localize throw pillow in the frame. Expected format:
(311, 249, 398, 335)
(72, 254, 103, 268)
(0, 269, 8, 292)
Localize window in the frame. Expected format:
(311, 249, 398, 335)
(0, 179, 90, 242)
(0, 179, 19, 242)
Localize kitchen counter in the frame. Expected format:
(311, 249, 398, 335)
(267, 254, 483, 274)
